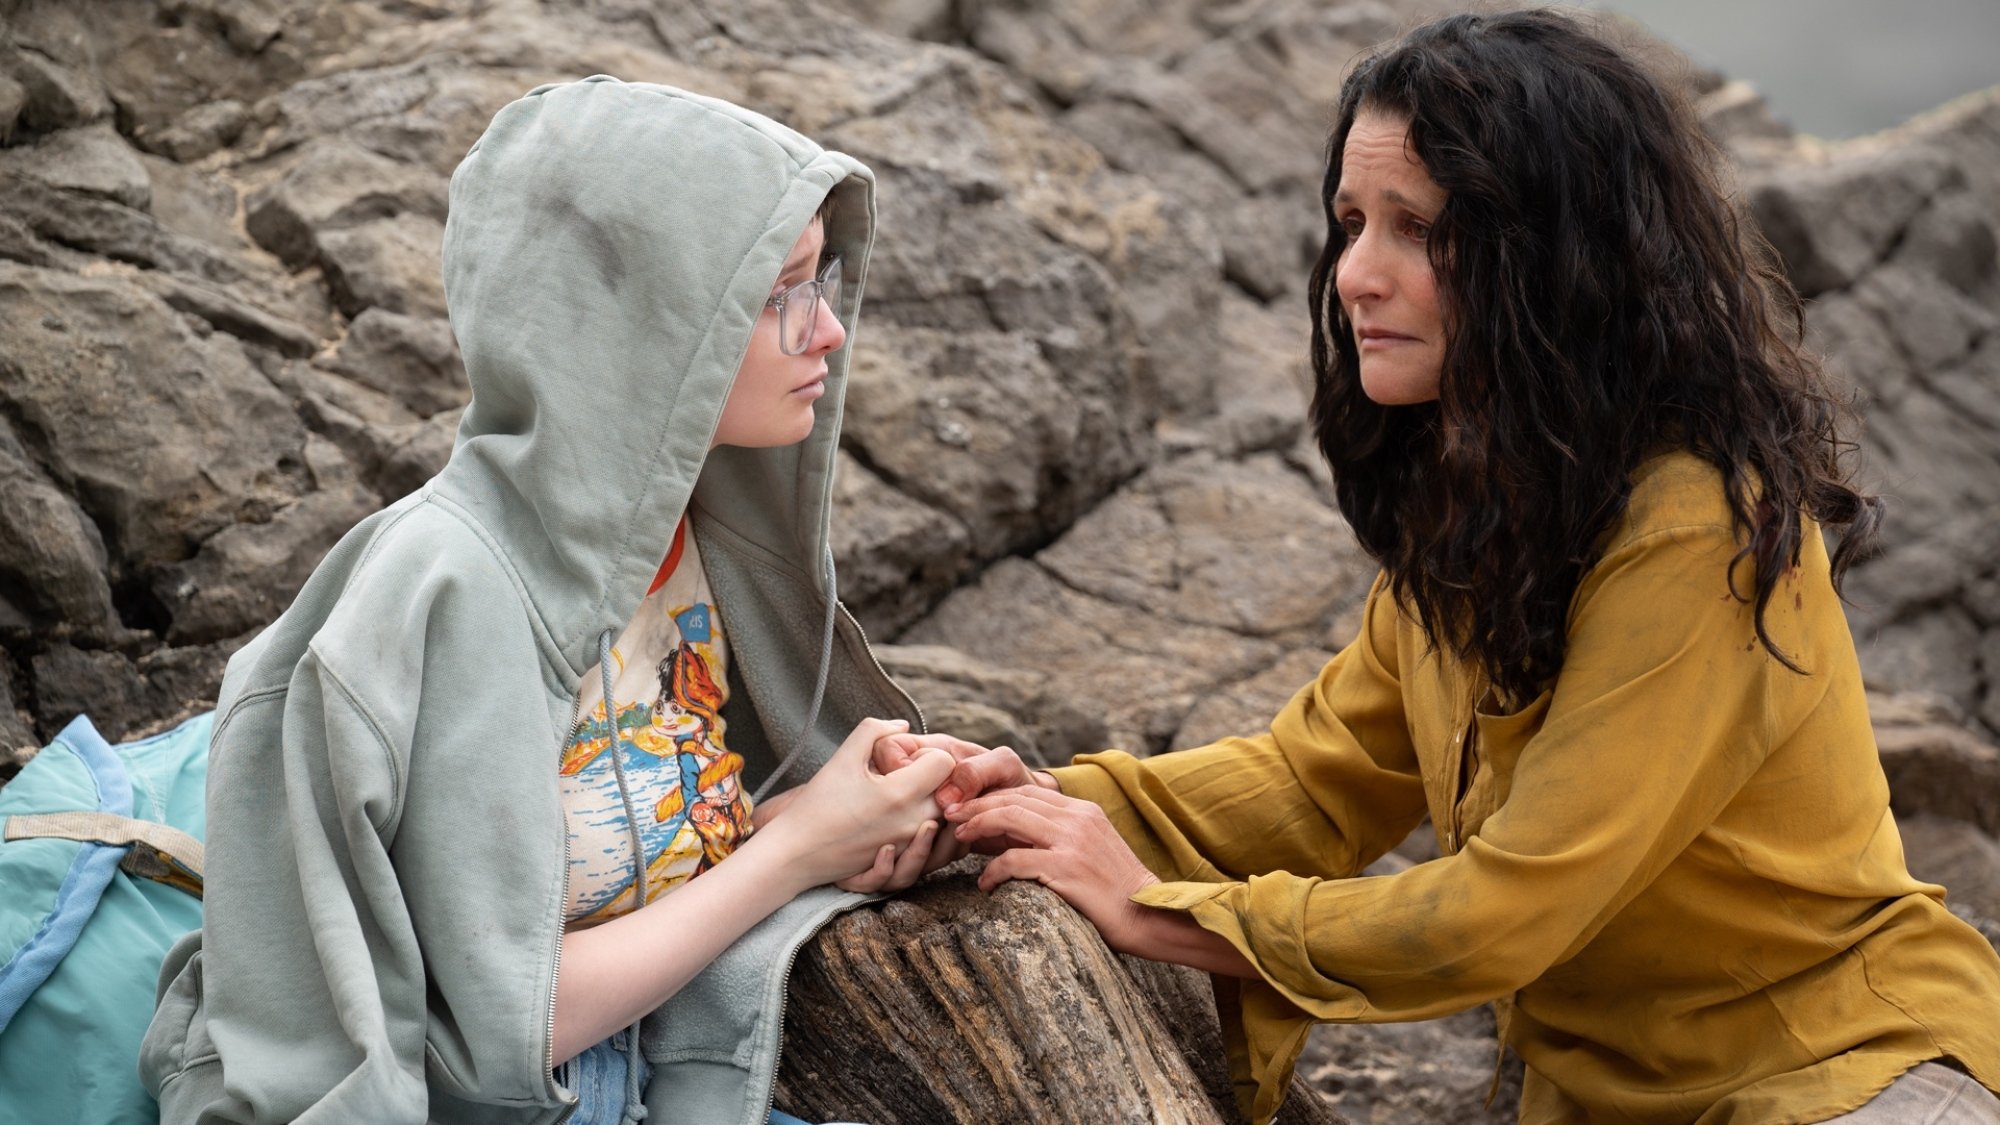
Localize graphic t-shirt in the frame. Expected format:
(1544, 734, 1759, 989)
(561, 519, 754, 925)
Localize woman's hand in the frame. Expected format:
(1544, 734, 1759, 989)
(870, 735, 1064, 867)
(753, 718, 957, 891)
(932, 746, 1066, 858)
(945, 786, 1162, 953)
(863, 732, 985, 872)
(945, 786, 1260, 978)
(868, 731, 990, 777)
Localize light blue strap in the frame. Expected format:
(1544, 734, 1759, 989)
(0, 716, 132, 1031)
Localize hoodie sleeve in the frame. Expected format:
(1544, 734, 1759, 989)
(144, 651, 431, 1124)
(143, 530, 570, 1125)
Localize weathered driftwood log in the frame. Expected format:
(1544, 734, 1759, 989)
(777, 860, 1345, 1124)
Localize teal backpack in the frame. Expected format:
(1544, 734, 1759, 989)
(0, 712, 212, 1125)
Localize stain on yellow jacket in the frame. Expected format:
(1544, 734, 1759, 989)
(1053, 452, 2000, 1124)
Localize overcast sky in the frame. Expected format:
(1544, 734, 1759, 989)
(1581, 0, 2000, 138)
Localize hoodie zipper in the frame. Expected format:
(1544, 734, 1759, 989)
(757, 957, 799, 1124)
(837, 601, 926, 732)
(547, 832, 575, 1123)
(752, 889, 877, 1125)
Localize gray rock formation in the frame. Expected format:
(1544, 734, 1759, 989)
(1298, 1006, 1521, 1125)
(2, 0, 1997, 1119)
(1740, 93, 2000, 739)
(905, 451, 1371, 753)
(870, 642, 1107, 767)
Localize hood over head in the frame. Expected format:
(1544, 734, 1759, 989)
(434, 75, 873, 679)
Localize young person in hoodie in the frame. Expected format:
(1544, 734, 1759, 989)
(139, 76, 959, 1125)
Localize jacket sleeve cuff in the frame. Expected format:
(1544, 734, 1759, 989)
(1045, 760, 1103, 800)
(1131, 879, 1231, 911)
(1136, 878, 1367, 1018)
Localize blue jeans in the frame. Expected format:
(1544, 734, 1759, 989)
(558, 1029, 646, 1125)
(562, 1032, 852, 1125)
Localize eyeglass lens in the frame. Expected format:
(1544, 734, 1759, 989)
(781, 258, 841, 355)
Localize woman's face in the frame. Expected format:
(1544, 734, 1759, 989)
(712, 219, 846, 449)
(1333, 111, 1447, 406)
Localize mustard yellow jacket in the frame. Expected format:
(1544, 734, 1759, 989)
(1052, 453, 2000, 1124)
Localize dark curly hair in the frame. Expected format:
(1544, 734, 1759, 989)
(1307, 8, 1881, 704)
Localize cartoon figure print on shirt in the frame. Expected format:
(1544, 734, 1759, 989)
(560, 522, 755, 925)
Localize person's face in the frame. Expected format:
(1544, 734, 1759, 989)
(712, 218, 845, 449)
(1333, 111, 1447, 406)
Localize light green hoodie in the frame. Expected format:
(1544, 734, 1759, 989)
(139, 76, 919, 1124)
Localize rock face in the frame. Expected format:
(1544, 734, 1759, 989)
(1741, 95, 2000, 739)
(0, 0, 1203, 739)
(3, 0, 1999, 1120)
(905, 451, 1371, 753)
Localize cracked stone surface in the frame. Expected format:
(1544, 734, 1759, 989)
(905, 451, 1371, 753)
(1174, 646, 1341, 751)
(1036, 452, 1372, 640)
(907, 557, 1286, 754)
(1299, 1005, 1521, 1125)
(869, 642, 1108, 767)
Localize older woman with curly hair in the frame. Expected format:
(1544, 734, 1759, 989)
(913, 10, 2000, 1124)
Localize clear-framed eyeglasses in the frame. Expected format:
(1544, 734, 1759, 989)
(765, 256, 843, 356)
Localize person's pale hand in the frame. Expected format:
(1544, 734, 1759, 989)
(749, 784, 799, 829)
(757, 718, 956, 890)
(866, 731, 999, 872)
(868, 731, 990, 776)
(933, 747, 1065, 857)
(762, 754, 943, 893)
(945, 786, 1162, 953)
(834, 818, 941, 892)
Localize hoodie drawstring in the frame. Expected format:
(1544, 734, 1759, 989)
(597, 628, 651, 1123)
(591, 544, 837, 1122)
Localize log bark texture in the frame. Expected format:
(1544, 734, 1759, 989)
(777, 860, 1345, 1124)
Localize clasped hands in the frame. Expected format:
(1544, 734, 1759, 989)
(753, 722, 1239, 970)
(866, 731, 1166, 953)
